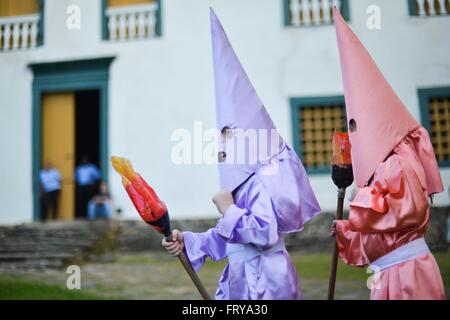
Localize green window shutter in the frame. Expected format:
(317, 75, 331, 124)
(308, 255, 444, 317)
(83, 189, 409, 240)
(418, 86, 450, 167)
(290, 96, 347, 174)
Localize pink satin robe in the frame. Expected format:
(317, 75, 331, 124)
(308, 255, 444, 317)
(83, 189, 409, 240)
(336, 128, 446, 300)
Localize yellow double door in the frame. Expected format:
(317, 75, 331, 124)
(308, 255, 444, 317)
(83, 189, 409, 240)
(41, 92, 75, 220)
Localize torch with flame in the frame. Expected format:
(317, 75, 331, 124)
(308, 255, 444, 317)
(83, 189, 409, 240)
(111, 156, 211, 300)
(111, 156, 171, 236)
(327, 131, 354, 300)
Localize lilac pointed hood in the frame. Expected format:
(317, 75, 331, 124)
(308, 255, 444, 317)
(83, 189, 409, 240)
(210, 8, 283, 192)
(210, 8, 321, 232)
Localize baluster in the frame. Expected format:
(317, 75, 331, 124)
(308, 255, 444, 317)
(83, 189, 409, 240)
(128, 13, 136, 39)
(137, 12, 146, 38)
(437, 0, 446, 14)
(0, 25, 3, 50)
(108, 14, 117, 40)
(318, 0, 324, 24)
(3, 23, 11, 50)
(333, 0, 341, 10)
(21, 22, 30, 49)
(30, 21, 37, 47)
(118, 13, 127, 40)
(428, 0, 437, 14)
(333, 0, 342, 22)
(416, 0, 426, 15)
(322, 0, 331, 24)
(311, 0, 321, 25)
(12, 22, 20, 50)
(147, 10, 156, 36)
(289, 0, 301, 26)
(302, 0, 311, 26)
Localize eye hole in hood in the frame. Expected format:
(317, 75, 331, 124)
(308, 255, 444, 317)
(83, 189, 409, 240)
(349, 119, 357, 133)
(221, 126, 232, 142)
(218, 151, 227, 163)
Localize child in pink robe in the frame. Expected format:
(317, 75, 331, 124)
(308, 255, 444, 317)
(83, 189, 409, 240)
(334, 128, 445, 299)
(331, 8, 445, 300)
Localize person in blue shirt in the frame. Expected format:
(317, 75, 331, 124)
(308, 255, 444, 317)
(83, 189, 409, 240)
(39, 161, 62, 222)
(75, 155, 101, 218)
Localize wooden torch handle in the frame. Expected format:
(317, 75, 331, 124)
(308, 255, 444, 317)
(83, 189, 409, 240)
(327, 188, 346, 300)
(165, 233, 211, 300)
(177, 251, 212, 300)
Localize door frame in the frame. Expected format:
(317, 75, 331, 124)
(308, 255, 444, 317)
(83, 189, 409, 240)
(29, 57, 115, 221)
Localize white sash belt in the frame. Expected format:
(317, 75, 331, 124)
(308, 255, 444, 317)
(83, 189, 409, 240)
(369, 238, 430, 272)
(226, 238, 285, 262)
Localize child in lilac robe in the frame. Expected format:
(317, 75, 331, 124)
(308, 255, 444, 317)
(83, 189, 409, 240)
(163, 9, 321, 300)
(183, 144, 320, 300)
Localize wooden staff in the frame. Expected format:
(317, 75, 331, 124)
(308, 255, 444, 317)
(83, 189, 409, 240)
(327, 187, 346, 300)
(327, 131, 354, 300)
(165, 233, 212, 300)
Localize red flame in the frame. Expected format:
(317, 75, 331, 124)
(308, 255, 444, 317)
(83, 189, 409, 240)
(124, 173, 167, 223)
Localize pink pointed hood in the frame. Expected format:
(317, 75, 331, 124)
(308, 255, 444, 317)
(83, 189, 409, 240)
(210, 8, 283, 191)
(333, 8, 420, 188)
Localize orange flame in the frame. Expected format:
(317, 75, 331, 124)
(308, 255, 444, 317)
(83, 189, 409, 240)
(111, 156, 167, 221)
(331, 131, 352, 166)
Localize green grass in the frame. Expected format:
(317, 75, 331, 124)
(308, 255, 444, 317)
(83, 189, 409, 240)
(116, 253, 166, 264)
(293, 252, 450, 283)
(0, 252, 448, 300)
(293, 253, 372, 281)
(0, 276, 107, 300)
(434, 252, 450, 286)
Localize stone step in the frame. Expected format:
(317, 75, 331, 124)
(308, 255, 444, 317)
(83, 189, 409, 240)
(1, 248, 82, 253)
(0, 260, 64, 271)
(0, 245, 90, 252)
(0, 220, 115, 270)
(0, 240, 94, 246)
(0, 252, 73, 263)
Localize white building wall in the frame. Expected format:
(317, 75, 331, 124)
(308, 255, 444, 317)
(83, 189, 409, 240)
(0, 0, 449, 224)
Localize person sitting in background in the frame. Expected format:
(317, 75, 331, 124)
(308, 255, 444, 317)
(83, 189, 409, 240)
(87, 181, 112, 220)
(39, 161, 62, 222)
(75, 155, 101, 218)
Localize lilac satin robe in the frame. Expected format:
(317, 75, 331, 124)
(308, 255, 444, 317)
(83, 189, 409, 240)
(183, 174, 301, 300)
